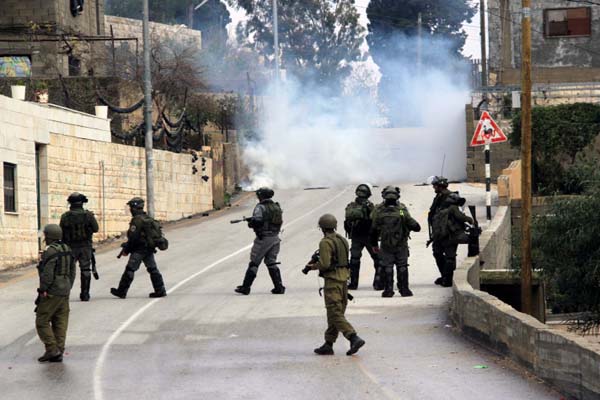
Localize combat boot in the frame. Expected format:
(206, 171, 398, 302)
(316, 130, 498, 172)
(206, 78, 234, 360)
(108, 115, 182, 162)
(434, 277, 443, 285)
(346, 334, 365, 356)
(110, 287, 127, 299)
(314, 342, 334, 355)
(149, 290, 167, 298)
(373, 265, 384, 290)
(38, 349, 61, 363)
(49, 353, 63, 363)
(381, 271, 394, 297)
(348, 261, 360, 290)
(235, 265, 257, 295)
(398, 268, 413, 297)
(267, 267, 286, 294)
(80, 275, 91, 302)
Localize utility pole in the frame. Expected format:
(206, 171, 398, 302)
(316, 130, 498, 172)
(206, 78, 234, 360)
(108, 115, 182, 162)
(417, 13, 422, 73)
(143, 0, 155, 217)
(273, 0, 280, 83)
(480, 0, 488, 87)
(520, 0, 533, 315)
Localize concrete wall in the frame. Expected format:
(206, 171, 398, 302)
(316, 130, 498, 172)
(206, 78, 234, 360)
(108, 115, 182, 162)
(488, 0, 600, 85)
(105, 16, 201, 50)
(0, 94, 213, 270)
(451, 205, 600, 399)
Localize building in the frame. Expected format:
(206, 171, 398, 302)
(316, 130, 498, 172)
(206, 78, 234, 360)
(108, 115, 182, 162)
(488, 0, 600, 85)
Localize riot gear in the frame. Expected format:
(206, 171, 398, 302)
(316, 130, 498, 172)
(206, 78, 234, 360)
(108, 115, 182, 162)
(256, 187, 274, 200)
(67, 192, 88, 204)
(382, 186, 400, 201)
(355, 184, 372, 198)
(127, 197, 145, 210)
(431, 176, 449, 188)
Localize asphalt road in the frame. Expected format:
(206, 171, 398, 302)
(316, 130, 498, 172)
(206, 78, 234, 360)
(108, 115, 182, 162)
(0, 184, 560, 400)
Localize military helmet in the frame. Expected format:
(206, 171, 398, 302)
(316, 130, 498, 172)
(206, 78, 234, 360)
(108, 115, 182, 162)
(127, 197, 145, 209)
(67, 192, 88, 204)
(431, 176, 449, 187)
(43, 224, 63, 240)
(355, 184, 372, 198)
(382, 185, 400, 200)
(318, 214, 337, 230)
(256, 187, 274, 200)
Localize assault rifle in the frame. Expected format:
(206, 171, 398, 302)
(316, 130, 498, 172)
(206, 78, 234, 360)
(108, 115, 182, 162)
(117, 247, 128, 259)
(230, 216, 252, 224)
(302, 250, 354, 301)
(466, 205, 482, 257)
(91, 248, 99, 280)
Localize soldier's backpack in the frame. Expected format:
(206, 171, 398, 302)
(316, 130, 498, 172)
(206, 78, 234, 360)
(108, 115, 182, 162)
(345, 202, 369, 223)
(140, 215, 169, 251)
(263, 201, 283, 227)
(61, 211, 93, 244)
(376, 205, 409, 249)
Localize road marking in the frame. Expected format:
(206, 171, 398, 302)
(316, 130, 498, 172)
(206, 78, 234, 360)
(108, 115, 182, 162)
(93, 187, 349, 400)
(356, 359, 403, 400)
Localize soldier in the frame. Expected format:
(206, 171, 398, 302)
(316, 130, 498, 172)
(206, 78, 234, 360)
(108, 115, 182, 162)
(60, 192, 99, 301)
(110, 197, 167, 299)
(235, 187, 285, 295)
(306, 214, 365, 356)
(370, 186, 421, 298)
(35, 224, 76, 363)
(428, 177, 473, 287)
(344, 184, 381, 290)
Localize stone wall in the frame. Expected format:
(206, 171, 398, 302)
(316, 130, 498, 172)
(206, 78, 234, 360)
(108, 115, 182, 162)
(105, 16, 201, 50)
(451, 205, 600, 399)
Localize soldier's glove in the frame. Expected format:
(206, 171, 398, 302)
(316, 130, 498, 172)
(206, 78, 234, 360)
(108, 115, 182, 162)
(426, 239, 433, 248)
(302, 266, 311, 275)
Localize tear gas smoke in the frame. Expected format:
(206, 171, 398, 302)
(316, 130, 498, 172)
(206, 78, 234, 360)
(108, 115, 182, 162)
(242, 35, 470, 190)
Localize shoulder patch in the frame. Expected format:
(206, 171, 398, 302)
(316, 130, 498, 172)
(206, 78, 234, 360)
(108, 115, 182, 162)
(129, 225, 137, 232)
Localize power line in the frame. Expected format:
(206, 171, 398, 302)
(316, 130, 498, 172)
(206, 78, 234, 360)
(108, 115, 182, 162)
(565, 0, 600, 6)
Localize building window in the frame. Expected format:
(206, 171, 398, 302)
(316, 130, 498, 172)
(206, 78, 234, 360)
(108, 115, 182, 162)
(68, 55, 81, 77)
(3, 163, 17, 213)
(545, 8, 592, 37)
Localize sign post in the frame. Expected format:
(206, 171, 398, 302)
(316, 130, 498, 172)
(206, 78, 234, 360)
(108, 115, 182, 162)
(470, 111, 508, 222)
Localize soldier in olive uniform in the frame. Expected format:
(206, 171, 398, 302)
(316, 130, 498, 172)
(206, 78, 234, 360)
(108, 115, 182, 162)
(60, 192, 99, 301)
(110, 197, 167, 299)
(370, 186, 421, 298)
(344, 184, 381, 290)
(35, 224, 76, 363)
(428, 177, 473, 287)
(306, 214, 365, 356)
(235, 187, 285, 295)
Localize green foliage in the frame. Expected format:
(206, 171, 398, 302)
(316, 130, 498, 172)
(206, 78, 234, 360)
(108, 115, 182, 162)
(232, 0, 365, 92)
(511, 103, 600, 194)
(532, 183, 600, 331)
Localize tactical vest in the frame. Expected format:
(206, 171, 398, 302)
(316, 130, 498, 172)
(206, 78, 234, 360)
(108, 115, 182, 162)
(431, 206, 465, 242)
(39, 242, 74, 296)
(62, 210, 92, 245)
(321, 234, 349, 273)
(260, 200, 283, 234)
(374, 204, 410, 250)
(138, 215, 169, 251)
(345, 200, 372, 235)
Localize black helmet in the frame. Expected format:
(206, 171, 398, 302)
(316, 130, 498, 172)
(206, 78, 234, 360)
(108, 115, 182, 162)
(318, 214, 337, 230)
(127, 197, 145, 209)
(256, 187, 274, 200)
(355, 184, 372, 198)
(382, 185, 400, 201)
(43, 224, 63, 240)
(67, 192, 88, 204)
(431, 176, 449, 187)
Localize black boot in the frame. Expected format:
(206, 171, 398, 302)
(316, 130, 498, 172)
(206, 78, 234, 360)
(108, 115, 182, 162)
(268, 267, 286, 294)
(149, 272, 167, 298)
(348, 261, 360, 290)
(372, 263, 384, 290)
(80, 275, 91, 302)
(434, 277, 443, 285)
(441, 272, 454, 287)
(38, 349, 61, 363)
(381, 268, 394, 297)
(235, 265, 257, 295)
(314, 341, 334, 355)
(398, 267, 413, 297)
(110, 287, 127, 299)
(346, 334, 365, 356)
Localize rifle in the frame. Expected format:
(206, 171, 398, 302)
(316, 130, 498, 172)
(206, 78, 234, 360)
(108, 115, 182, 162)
(302, 250, 354, 301)
(91, 248, 99, 280)
(117, 247, 127, 259)
(467, 205, 482, 257)
(230, 216, 252, 224)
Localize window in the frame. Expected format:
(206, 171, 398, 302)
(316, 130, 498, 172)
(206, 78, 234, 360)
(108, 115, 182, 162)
(3, 163, 16, 212)
(545, 8, 592, 37)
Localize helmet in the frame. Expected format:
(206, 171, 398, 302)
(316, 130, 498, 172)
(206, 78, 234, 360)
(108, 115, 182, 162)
(355, 184, 372, 198)
(43, 224, 63, 240)
(318, 214, 337, 230)
(431, 176, 449, 187)
(67, 192, 88, 204)
(382, 185, 400, 200)
(256, 187, 274, 200)
(127, 197, 145, 209)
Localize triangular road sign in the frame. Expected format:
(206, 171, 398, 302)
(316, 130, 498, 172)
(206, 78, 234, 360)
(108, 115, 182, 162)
(470, 111, 508, 147)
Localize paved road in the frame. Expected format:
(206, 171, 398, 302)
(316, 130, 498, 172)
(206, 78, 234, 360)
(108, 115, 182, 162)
(0, 184, 560, 400)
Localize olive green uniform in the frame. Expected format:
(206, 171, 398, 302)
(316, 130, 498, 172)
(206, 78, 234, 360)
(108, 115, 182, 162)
(36, 242, 76, 354)
(313, 232, 356, 343)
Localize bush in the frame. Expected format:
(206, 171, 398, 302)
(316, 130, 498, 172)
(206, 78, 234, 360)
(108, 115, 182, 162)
(511, 103, 600, 195)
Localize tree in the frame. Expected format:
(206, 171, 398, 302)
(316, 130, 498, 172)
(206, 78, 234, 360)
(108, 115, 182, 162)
(233, 0, 365, 92)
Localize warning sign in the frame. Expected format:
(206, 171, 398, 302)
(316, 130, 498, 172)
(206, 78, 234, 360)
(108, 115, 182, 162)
(470, 111, 508, 147)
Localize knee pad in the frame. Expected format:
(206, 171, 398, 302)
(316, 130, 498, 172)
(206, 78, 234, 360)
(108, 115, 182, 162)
(248, 262, 259, 274)
(266, 262, 280, 270)
(398, 266, 408, 273)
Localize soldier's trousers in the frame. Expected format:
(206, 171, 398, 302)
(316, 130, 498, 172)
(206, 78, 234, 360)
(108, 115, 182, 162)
(432, 240, 458, 282)
(35, 295, 70, 353)
(323, 278, 356, 343)
(71, 245, 92, 294)
(379, 246, 410, 292)
(242, 234, 283, 289)
(117, 250, 165, 294)
(349, 236, 380, 288)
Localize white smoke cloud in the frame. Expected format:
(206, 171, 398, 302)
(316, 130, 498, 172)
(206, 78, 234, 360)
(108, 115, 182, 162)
(241, 35, 470, 190)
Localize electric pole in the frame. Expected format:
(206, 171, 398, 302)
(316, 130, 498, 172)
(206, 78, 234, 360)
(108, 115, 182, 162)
(143, 0, 155, 217)
(520, 0, 533, 315)
(480, 0, 487, 87)
(273, 0, 280, 83)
